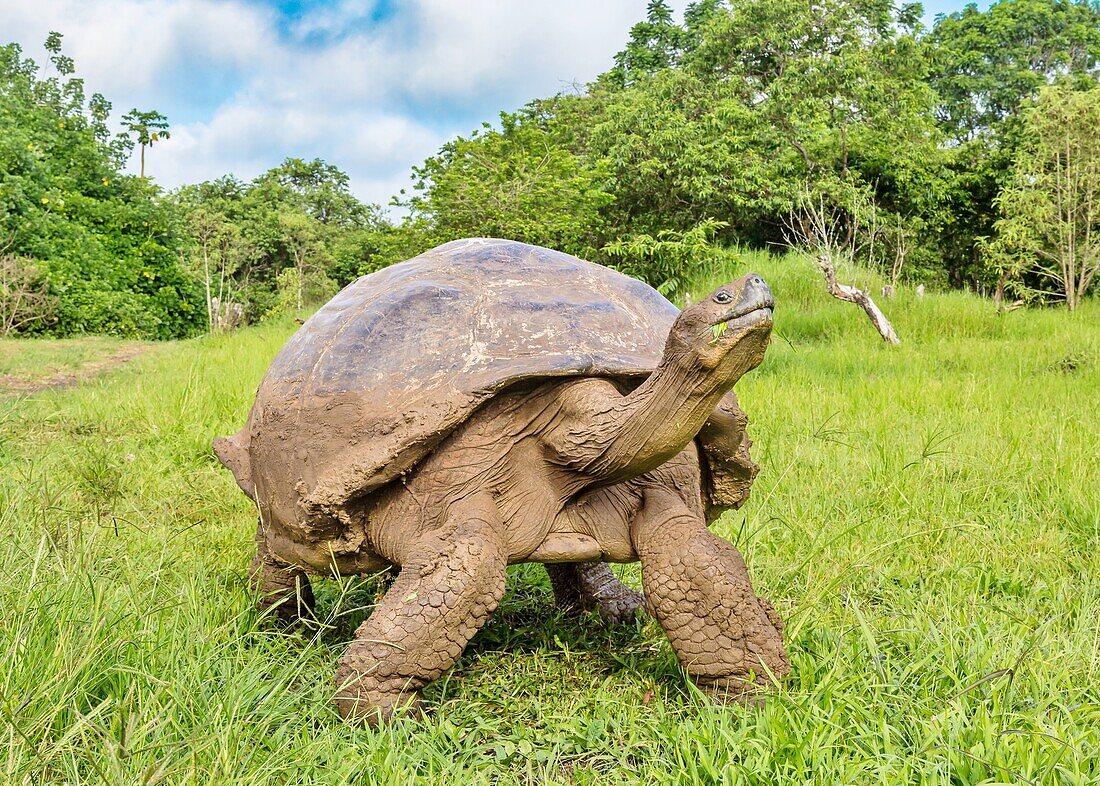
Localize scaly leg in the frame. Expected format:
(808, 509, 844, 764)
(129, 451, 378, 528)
(251, 521, 314, 624)
(545, 562, 647, 624)
(334, 495, 508, 724)
(631, 488, 789, 699)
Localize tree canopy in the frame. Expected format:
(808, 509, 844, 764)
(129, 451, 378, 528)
(397, 0, 1100, 299)
(989, 84, 1100, 309)
(3, 1, 1099, 339)
(0, 35, 388, 338)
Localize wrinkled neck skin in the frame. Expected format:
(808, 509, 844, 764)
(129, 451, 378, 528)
(570, 327, 767, 487)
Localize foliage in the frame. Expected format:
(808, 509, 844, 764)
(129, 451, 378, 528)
(273, 211, 336, 313)
(582, 69, 794, 241)
(403, 0, 952, 284)
(0, 35, 203, 339)
(173, 160, 384, 324)
(121, 108, 170, 178)
(1, 35, 386, 339)
(183, 204, 250, 331)
(0, 252, 56, 335)
(603, 0, 697, 88)
(5, 0, 1100, 340)
(602, 218, 727, 297)
(989, 84, 1100, 309)
(927, 0, 1100, 285)
(402, 112, 613, 256)
(927, 0, 1100, 144)
(393, 0, 1098, 303)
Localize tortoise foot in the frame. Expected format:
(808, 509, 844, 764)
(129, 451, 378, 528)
(250, 553, 315, 626)
(334, 495, 508, 725)
(334, 682, 424, 726)
(546, 562, 647, 625)
(633, 488, 790, 696)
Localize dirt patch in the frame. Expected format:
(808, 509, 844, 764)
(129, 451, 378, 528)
(0, 343, 150, 393)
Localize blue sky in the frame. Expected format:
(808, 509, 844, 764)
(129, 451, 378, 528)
(2, 0, 973, 207)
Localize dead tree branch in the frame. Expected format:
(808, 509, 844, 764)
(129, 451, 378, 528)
(785, 188, 901, 345)
(817, 254, 900, 344)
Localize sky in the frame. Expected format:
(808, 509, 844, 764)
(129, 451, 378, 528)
(1, 0, 970, 209)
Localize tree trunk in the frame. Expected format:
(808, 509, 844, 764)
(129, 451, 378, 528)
(296, 255, 304, 311)
(202, 238, 213, 332)
(817, 255, 900, 344)
(993, 269, 1011, 311)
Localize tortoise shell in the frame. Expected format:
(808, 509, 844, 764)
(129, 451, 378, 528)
(216, 239, 756, 529)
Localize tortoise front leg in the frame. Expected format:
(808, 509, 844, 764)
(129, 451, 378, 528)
(251, 521, 315, 625)
(335, 494, 508, 725)
(631, 489, 789, 699)
(545, 562, 647, 624)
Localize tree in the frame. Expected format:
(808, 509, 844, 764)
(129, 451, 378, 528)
(402, 112, 612, 255)
(0, 36, 202, 339)
(602, 1, 730, 89)
(926, 0, 1100, 285)
(276, 211, 334, 311)
(394, 0, 950, 290)
(602, 218, 728, 298)
(121, 109, 170, 178)
(577, 0, 949, 261)
(785, 187, 900, 343)
(172, 159, 389, 326)
(604, 0, 690, 87)
(928, 0, 1100, 144)
(990, 85, 1100, 310)
(185, 207, 250, 331)
(582, 69, 786, 241)
(252, 157, 388, 286)
(254, 157, 377, 228)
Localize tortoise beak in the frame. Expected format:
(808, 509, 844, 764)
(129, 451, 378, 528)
(712, 274, 774, 326)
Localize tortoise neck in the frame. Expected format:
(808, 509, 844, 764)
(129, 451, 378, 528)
(589, 345, 737, 484)
(640, 345, 734, 429)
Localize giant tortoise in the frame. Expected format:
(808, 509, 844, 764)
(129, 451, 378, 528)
(215, 238, 790, 723)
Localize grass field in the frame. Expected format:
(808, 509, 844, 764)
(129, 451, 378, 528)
(2, 252, 1098, 785)
(0, 336, 145, 388)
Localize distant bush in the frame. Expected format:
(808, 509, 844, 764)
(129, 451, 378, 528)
(0, 253, 56, 335)
(173, 159, 390, 328)
(602, 219, 727, 298)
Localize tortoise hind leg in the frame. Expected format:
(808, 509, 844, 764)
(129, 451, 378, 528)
(335, 494, 508, 724)
(545, 563, 647, 624)
(251, 521, 315, 624)
(631, 488, 789, 699)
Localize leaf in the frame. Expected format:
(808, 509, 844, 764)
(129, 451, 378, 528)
(710, 322, 727, 343)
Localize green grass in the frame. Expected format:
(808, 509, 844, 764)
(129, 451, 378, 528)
(1, 257, 1098, 785)
(0, 335, 143, 383)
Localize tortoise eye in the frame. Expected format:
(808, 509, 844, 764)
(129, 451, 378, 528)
(713, 291, 732, 304)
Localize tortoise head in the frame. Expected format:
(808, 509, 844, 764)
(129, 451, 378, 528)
(667, 273, 774, 382)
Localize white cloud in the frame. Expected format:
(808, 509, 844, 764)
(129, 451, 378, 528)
(157, 101, 443, 201)
(0, 0, 277, 100)
(0, 0, 689, 206)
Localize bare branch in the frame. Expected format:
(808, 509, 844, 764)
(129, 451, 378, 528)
(783, 187, 901, 344)
(817, 254, 900, 344)
(0, 254, 57, 336)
